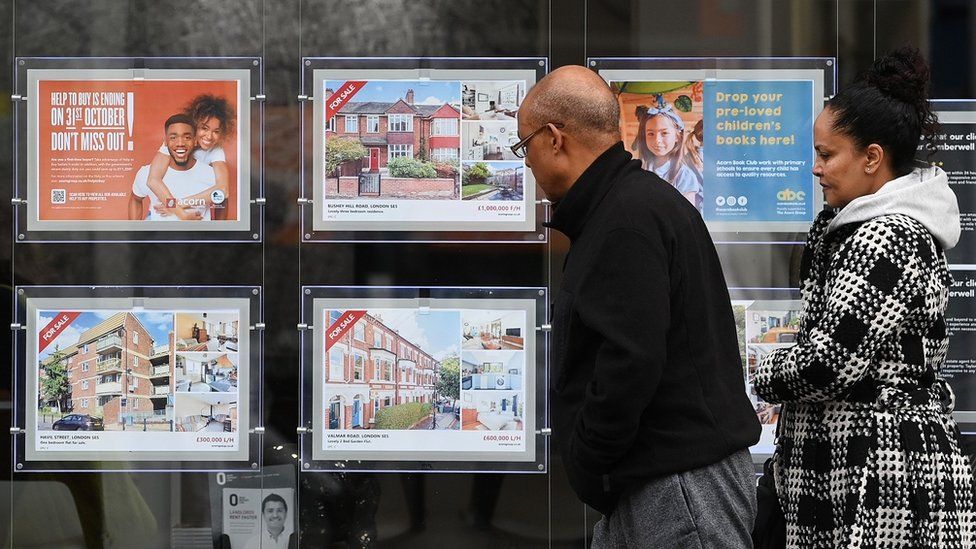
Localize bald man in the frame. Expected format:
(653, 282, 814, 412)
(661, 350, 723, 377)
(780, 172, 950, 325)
(519, 66, 759, 547)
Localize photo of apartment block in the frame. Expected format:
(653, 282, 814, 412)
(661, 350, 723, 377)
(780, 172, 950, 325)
(37, 311, 175, 431)
(461, 81, 525, 120)
(175, 352, 238, 393)
(324, 309, 459, 431)
(325, 80, 461, 200)
(461, 310, 525, 351)
(461, 161, 525, 201)
(174, 393, 238, 433)
(460, 390, 524, 431)
(175, 311, 240, 352)
(462, 120, 520, 161)
(461, 351, 523, 391)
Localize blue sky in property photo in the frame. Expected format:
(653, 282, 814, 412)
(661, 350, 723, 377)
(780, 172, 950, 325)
(326, 80, 460, 106)
(365, 309, 460, 361)
(38, 310, 174, 361)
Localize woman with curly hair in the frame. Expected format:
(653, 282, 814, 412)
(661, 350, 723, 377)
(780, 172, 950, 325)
(754, 47, 974, 548)
(147, 94, 236, 220)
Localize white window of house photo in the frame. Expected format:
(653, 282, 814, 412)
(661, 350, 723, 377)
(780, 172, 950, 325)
(326, 116, 336, 132)
(431, 147, 458, 162)
(81, 398, 88, 408)
(388, 144, 413, 161)
(83, 344, 88, 353)
(373, 330, 382, 348)
(366, 115, 379, 133)
(68, 356, 72, 364)
(353, 353, 365, 381)
(133, 356, 138, 368)
(354, 323, 365, 341)
(432, 117, 459, 136)
(329, 345, 346, 381)
(377, 359, 393, 382)
(133, 331, 139, 345)
(131, 376, 138, 388)
(388, 114, 413, 132)
(82, 380, 89, 390)
(82, 363, 89, 372)
(345, 115, 358, 133)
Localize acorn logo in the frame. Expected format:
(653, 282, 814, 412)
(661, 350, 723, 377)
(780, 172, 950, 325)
(777, 188, 806, 201)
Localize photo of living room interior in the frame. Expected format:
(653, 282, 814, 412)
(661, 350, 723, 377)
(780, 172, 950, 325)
(175, 311, 239, 352)
(174, 393, 238, 433)
(462, 120, 519, 160)
(460, 390, 523, 431)
(461, 81, 524, 120)
(461, 310, 525, 351)
(175, 352, 238, 393)
(461, 351, 523, 390)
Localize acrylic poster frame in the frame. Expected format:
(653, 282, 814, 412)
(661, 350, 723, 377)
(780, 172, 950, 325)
(12, 285, 264, 472)
(729, 287, 802, 463)
(589, 57, 835, 243)
(301, 57, 549, 243)
(14, 56, 264, 243)
(299, 286, 548, 474)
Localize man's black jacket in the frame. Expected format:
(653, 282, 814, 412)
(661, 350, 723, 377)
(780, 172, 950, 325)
(547, 142, 760, 515)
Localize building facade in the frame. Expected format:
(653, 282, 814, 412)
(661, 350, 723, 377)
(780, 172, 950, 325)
(324, 311, 439, 430)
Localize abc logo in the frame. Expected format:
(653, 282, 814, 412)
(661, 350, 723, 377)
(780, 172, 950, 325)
(777, 188, 807, 201)
(210, 189, 226, 205)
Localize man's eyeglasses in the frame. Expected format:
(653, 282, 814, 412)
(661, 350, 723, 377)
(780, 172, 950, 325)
(510, 122, 565, 159)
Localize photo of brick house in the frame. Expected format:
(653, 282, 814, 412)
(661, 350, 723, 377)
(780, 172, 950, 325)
(325, 80, 461, 200)
(37, 311, 175, 431)
(324, 309, 460, 431)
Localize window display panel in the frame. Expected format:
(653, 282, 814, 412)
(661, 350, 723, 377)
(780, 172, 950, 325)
(945, 269, 976, 431)
(303, 57, 548, 242)
(301, 286, 547, 473)
(15, 57, 263, 242)
(730, 290, 802, 457)
(932, 102, 976, 267)
(13, 286, 262, 471)
(209, 465, 297, 549)
(591, 57, 834, 241)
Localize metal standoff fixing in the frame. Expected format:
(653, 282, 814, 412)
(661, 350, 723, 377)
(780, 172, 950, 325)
(297, 323, 309, 331)
(252, 197, 267, 205)
(9, 427, 23, 435)
(297, 94, 309, 101)
(297, 197, 311, 205)
(250, 426, 266, 435)
(296, 426, 310, 434)
(254, 94, 267, 101)
(536, 324, 552, 332)
(536, 427, 552, 436)
(11, 198, 25, 206)
(10, 323, 24, 330)
(251, 323, 266, 330)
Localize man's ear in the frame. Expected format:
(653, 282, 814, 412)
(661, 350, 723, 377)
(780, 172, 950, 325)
(549, 123, 565, 154)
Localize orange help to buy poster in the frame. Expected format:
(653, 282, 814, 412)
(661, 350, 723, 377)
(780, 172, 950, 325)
(37, 79, 240, 222)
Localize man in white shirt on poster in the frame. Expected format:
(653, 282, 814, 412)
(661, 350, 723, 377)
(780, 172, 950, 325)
(128, 113, 217, 221)
(243, 493, 294, 549)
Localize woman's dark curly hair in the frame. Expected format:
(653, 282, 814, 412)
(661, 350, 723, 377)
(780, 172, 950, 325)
(826, 46, 938, 176)
(183, 94, 236, 136)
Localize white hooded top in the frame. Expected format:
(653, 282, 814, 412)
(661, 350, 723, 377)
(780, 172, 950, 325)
(825, 166, 961, 251)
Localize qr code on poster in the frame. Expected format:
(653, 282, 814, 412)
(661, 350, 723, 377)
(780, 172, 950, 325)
(51, 189, 66, 204)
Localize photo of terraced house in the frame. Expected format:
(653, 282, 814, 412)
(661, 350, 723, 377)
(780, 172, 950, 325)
(325, 80, 461, 200)
(37, 311, 176, 432)
(324, 308, 460, 431)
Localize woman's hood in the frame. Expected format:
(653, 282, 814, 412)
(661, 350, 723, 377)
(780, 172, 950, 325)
(826, 166, 961, 251)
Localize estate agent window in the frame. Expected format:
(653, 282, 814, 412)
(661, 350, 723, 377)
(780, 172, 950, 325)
(388, 114, 413, 132)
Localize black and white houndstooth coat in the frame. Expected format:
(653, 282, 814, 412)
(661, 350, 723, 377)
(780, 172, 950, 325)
(755, 169, 975, 548)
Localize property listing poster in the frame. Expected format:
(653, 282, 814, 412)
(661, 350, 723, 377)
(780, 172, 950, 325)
(944, 270, 976, 420)
(319, 77, 534, 232)
(931, 112, 976, 265)
(209, 466, 297, 549)
(320, 305, 530, 458)
(31, 305, 245, 456)
(608, 77, 817, 231)
(30, 71, 246, 229)
(733, 299, 803, 454)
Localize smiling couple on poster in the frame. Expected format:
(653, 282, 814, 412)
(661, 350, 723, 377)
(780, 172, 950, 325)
(128, 94, 235, 221)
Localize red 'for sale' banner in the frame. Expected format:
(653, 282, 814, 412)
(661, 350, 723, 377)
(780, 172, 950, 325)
(325, 81, 367, 119)
(38, 312, 81, 353)
(325, 310, 366, 351)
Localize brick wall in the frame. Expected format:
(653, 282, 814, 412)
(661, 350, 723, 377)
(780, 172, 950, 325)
(333, 176, 457, 199)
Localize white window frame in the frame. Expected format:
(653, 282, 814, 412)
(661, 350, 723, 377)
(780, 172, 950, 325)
(82, 363, 89, 372)
(353, 352, 365, 382)
(354, 323, 365, 341)
(326, 116, 336, 132)
(81, 398, 88, 409)
(82, 380, 89, 390)
(388, 114, 413, 132)
(132, 356, 138, 368)
(432, 117, 458, 136)
(431, 147, 458, 163)
(329, 345, 346, 382)
(388, 144, 413, 162)
(366, 115, 379, 133)
(133, 332, 139, 345)
(373, 331, 382, 348)
(345, 115, 358, 133)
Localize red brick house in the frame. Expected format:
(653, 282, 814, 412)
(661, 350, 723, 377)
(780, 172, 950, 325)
(42, 313, 174, 430)
(326, 88, 461, 172)
(324, 311, 439, 430)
